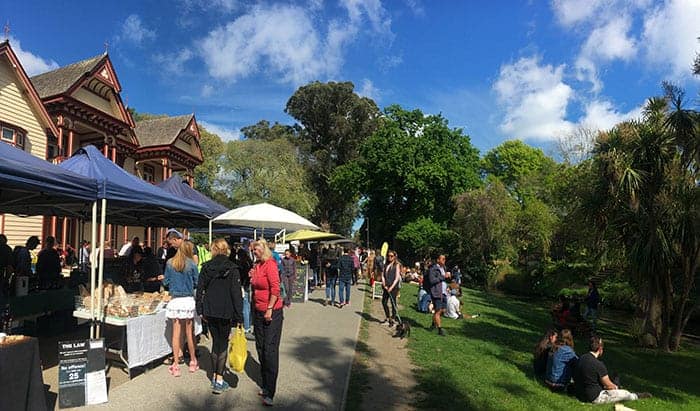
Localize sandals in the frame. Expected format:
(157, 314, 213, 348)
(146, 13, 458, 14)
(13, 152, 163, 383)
(168, 364, 181, 377)
(189, 360, 199, 373)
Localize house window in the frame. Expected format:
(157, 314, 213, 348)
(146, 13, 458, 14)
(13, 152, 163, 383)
(1, 126, 25, 149)
(143, 165, 155, 182)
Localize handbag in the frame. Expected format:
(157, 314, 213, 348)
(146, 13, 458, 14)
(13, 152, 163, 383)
(228, 325, 247, 373)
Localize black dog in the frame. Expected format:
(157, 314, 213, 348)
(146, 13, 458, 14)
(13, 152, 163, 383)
(393, 321, 411, 339)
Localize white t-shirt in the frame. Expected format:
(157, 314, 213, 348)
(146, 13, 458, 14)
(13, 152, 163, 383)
(445, 295, 461, 319)
(118, 243, 132, 257)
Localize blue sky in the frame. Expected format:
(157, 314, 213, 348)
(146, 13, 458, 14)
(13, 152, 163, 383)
(5, 0, 700, 154)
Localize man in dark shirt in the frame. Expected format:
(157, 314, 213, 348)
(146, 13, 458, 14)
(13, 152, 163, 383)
(0, 235, 13, 293)
(574, 335, 651, 404)
(36, 236, 62, 288)
(428, 254, 450, 336)
(337, 248, 354, 308)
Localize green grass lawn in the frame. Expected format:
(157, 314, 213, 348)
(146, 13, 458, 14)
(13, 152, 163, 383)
(398, 284, 700, 410)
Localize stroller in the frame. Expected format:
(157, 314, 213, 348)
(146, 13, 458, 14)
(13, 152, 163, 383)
(388, 291, 411, 339)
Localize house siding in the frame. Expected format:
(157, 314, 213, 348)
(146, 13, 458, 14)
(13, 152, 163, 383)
(0, 56, 49, 247)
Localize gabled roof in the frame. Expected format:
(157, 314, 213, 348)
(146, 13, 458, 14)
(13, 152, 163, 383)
(135, 115, 196, 147)
(0, 41, 60, 137)
(30, 54, 105, 99)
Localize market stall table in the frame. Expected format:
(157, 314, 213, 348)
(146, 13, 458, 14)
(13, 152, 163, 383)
(0, 335, 48, 411)
(73, 309, 201, 378)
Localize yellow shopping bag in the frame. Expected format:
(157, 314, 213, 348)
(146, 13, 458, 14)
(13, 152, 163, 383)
(228, 325, 247, 373)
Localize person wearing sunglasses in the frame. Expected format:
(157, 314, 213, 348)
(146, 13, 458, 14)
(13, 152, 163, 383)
(381, 251, 402, 326)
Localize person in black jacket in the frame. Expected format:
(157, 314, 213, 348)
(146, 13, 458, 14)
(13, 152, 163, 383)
(196, 238, 243, 394)
(36, 236, 61, 288)
(337, 248, 355, 308)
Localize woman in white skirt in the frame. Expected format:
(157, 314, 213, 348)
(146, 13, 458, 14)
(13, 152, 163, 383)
(164, 241, 199, 377)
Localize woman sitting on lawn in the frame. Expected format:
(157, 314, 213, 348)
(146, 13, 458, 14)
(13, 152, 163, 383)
(545, 329, 578, 390)
(533, 329, 557, 378)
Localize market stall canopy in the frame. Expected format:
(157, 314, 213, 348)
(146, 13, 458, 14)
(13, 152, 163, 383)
(212, 203, 319, 232)
(156, 174, 228, 218)
(0, 141, 98, 217)
(59, 145, 211, 226)
(188, 226, 280, 238)
(284, 230, 342, 242)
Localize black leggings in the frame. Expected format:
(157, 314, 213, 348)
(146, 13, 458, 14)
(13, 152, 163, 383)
(382, 288, 399, 319)
(208, 317, 231, 375)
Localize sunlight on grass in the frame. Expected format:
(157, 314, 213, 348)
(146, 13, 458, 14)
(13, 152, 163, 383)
(398, 284, 700, 411)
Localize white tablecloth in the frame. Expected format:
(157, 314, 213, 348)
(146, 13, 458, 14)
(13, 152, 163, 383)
(125, 311, 202, 369)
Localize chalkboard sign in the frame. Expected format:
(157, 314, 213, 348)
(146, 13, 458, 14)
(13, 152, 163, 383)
(58, 339, 107, 408)
(292, 263, 308, 303)
(58, 340, 89, 408)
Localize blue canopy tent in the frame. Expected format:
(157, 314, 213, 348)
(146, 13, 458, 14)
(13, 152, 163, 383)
(157, 174, 229, 245)
(0, 141, 98, 217)
(156, 174, 227, 217)
(59, 145, 212, 337)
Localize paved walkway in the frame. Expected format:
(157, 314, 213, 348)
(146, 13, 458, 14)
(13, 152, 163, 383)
(82, 284, 363, 410)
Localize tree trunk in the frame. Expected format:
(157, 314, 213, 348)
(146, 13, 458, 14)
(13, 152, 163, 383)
(659, 270, 674, 352)
(639, 286, 663, 348)
(671, 248, 700, 350)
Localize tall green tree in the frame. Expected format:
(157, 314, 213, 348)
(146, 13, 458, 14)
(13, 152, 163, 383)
(334, 105, 481, 252)
(221, 138, 318, 218)
(582, 85, 699, 351)
(481, 140, 558, 201)
(240, 120, 300, 142)
(193, 126, 225, 199)
(285, 81, 380, 233)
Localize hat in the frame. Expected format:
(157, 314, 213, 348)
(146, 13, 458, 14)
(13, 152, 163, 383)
(166, 228, 184, 239)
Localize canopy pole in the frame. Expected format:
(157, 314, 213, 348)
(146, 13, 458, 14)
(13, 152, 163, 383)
(89, 201, 97, 339)
(208, 219, 212, 247)
(96, 198, 107, 338)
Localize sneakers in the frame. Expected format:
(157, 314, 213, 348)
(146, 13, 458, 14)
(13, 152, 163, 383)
(381, 319, 390, 325)
(471, 313, 480, 318)
(262, 396, 274, 406)
(323, 300, 328, 306)
(438, 328, 445, 336)
(212, 379, 230, 394)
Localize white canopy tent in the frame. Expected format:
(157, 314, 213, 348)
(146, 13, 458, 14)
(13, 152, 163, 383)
(212, 203, 319, 243)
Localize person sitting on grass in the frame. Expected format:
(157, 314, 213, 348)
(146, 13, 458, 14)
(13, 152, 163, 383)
(574, 335, 652, 404)
(417, 287, 431, 313)
(545, 329, 578, 391)
(533, 329, 558, 379)
(444, 288, 479, 319)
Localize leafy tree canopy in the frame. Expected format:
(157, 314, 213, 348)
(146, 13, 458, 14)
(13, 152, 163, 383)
(193, 126, 225, 200)
(241, 120, 300, 142)
(285, 81, 380, 233)
(221, 138, 318, 218)
(334, 105, 481, 249)
(481, 140, 558, 200)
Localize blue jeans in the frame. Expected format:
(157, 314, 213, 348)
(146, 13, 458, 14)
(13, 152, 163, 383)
(243, 288, 251, 330)
(326, 276, 337, 303)
(338, 278, 351, 304)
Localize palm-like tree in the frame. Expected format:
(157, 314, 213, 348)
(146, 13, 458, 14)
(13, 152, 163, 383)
(585, 87, 698, 351)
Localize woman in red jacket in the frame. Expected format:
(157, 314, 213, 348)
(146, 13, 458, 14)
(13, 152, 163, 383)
(251, 239, 284, 406)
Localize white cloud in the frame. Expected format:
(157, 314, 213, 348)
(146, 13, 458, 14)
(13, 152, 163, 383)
(493, 56, 574, 141)
(200, 121, 241, 141)
(404, 0, 425, 17)
(201, 84, 214, 97)
(154, 48, 194, 75)
(118, 14, 156, 46)
(579, 99, 642, 132)
(8, 36, 59, 76)
(550, 0, 607, 27)
(357, 79, 380, 100)
(198, 1, 394, 85)
(642, 0, 700, 79)
(575, 16, 637, 92)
